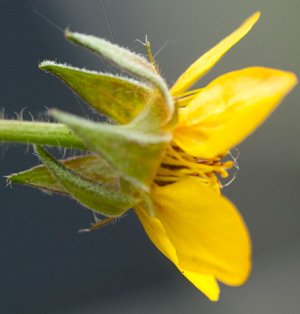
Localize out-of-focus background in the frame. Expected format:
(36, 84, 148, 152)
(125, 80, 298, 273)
(0, 1, 299, 313)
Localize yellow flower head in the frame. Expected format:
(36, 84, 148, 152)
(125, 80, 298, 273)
(6, 12, 297, 302)
(134, 12, 297, 301)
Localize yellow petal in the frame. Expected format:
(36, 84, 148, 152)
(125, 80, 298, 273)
(181, 271, 220, 301)
(151, 179, 251, 286)
(173, 67, 297, 159)
(170, 12, 260, 96)
(135, 204, 220, 301)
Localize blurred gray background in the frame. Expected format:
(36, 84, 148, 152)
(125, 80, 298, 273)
(0, 0, 299, 313)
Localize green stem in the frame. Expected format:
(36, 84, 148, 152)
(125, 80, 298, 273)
(0, 120, 88, 150)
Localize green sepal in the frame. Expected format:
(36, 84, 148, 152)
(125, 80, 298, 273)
(127, 93, 179, 133)
(40, 61, 152, 124)
(65, 31, 174, 125)
(34, 145, 141, 216)
(7, 154, 119, 195)
(51, 109, 172, 192)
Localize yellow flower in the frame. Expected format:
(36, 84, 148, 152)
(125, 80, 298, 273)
(6, 11, 297, 302)
(134, 12, 297, 301)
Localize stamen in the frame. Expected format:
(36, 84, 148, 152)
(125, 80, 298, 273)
(146, 40, 160, 74)
(155, 144, 234, 189)
(155, 175, 181, 182)
(175, 88, 203, 98)
(220, 170, 229, 178)
(175, 88, 203, 107)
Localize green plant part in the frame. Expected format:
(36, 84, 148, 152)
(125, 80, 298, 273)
(3, 28, 175, 227)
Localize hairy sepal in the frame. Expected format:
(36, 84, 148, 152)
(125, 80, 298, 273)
(51, 110, 172, 192)
(34, 145, 140, 216)
(65, 31, 174, 125)
(7, 154, 120, 195)
(40, 61, 152, 124)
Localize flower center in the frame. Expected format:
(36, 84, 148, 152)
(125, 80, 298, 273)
(155, 143, 234, 190)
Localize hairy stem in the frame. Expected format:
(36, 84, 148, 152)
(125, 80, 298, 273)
(0, 120, 88, 150)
